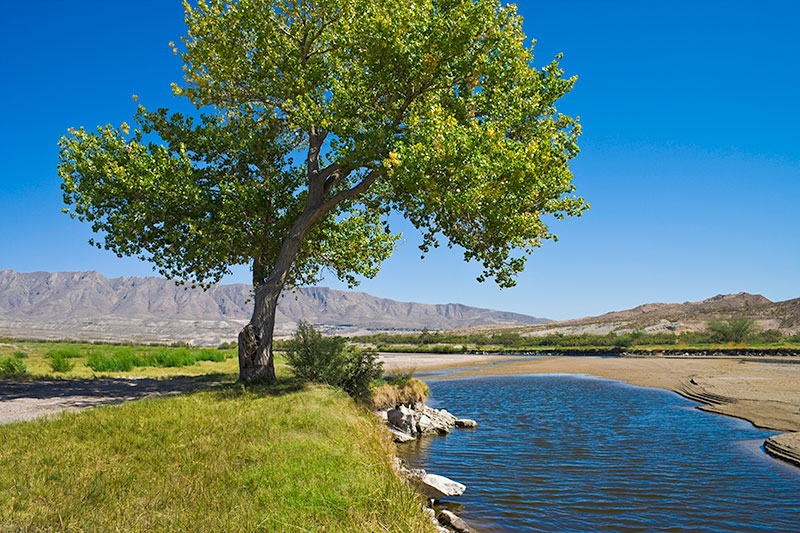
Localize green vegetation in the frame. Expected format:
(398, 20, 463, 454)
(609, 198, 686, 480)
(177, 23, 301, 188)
(707, 317, 758, 343)
(0, 356, 27, 378)
(0, 383, 433, 531)
(361, 325, 800, 353)
(0, 342, 240, 379)
(58, 0, 585, 383)
(285, 322, 383, 404)
(47, 352, 75, 373)
(46, 346, 83, 359)
(86, 347, 226, 372)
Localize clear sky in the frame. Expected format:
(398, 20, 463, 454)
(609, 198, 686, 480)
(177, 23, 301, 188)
(1, 1, 798, 320)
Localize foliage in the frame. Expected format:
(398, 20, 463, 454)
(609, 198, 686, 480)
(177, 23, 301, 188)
(48, 353, 76, 373)
(47, 346, 83, 359)
(13, 351, 28, 359)
(86, 347, 226, 372)
(285, 321, 383, 402)
(0, 356, 27, 377)
(0, 385, 434, 531)
(707, 318, 758, 343)
(57, 0, 585, 295)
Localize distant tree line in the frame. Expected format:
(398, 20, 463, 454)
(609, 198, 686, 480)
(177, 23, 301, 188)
(357, 319, 800, 348)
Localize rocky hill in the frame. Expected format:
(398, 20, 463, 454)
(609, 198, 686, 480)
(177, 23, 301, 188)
(453, 292, 800, 337)
(0, 270, 549, 345)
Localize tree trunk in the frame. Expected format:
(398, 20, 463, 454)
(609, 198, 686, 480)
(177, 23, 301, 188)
(237, 281, 280, 383)
(237, 227, 308, 383)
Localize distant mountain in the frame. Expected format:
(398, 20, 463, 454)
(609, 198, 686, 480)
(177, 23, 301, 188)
(452, 292, 800, 337)
(0, 270, 550, 344)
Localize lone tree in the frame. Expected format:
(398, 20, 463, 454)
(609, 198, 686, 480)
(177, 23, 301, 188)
(58, 0, 587, 383)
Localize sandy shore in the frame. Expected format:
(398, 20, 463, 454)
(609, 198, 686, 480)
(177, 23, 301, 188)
(380, 352, 800, 467)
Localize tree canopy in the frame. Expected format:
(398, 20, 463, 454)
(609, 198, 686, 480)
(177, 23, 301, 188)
(60, 0, 585, 289)
(58, 0, 587, 381)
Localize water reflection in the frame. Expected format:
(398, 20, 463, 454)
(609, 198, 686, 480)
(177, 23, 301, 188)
(398, 375, 800, 532)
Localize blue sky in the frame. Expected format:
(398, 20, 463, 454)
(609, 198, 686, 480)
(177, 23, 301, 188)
(1, 1, 798, 320)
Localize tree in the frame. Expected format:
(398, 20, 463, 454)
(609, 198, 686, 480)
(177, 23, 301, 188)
(58, 0, 587, 383)
(706, 317, 758, 343)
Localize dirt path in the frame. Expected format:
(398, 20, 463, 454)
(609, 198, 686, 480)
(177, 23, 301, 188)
(0, 377, 214, 424)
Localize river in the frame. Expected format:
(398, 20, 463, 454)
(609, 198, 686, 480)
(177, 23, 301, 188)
(397, 374, 800, 532)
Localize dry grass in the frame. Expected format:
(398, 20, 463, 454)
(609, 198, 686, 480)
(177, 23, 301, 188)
(372, 378, 431, 410)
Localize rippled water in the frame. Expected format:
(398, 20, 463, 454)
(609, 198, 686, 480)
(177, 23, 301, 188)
(398, 374, 800, 532)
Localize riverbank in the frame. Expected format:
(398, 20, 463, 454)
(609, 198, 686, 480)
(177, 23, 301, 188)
(0, 383, 435, 532)
(380, 353, 800, 468)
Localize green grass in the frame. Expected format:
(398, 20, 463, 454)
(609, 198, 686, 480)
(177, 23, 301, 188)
(0, 341, 241, 379)
(0, 381, 434, 531)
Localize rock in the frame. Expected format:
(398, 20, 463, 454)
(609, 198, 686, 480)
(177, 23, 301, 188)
(437, 510, 472, 533)
(387, 408, 415, 434)
(455, 418, 477, 428)
(377, 410, 388, 421)
(411, 405, 458, 435)
(413, 473, 466, 500)
(423, 507, 437, 523)
(388, 427, 414, 443)
(436, 527, 450, 533)
(417, 413, 436, 434)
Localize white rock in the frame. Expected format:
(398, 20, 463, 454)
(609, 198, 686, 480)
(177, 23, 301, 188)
(388, 427, 414, 443)
(455, 418, 477, 428)
(414, 473, 466, 500)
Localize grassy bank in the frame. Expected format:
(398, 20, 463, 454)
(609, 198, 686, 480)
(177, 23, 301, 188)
(0, 381, 434, 531)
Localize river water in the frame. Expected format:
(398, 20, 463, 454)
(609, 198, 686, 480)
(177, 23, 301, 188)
(397, 374, 800, 532)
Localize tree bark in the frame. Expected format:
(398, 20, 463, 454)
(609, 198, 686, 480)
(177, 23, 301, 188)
(237, 221, 310, 383)
(237, 282, 280, 383)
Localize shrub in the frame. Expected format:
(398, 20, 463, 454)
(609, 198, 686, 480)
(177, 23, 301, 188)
(48, 353, 75, 373)
(47, 346, 83, 359)
(758, 330, 785, 344)
(196, 349, 225, 363)
(13, 351, 28, 359)
(87, 349, 138, 372)
(285, 321, 349, 384)
(285, 321, 383, 403)
(0, 356, 27, 377)
(340, 345, 383, 403)
(707, 318, 758, 343)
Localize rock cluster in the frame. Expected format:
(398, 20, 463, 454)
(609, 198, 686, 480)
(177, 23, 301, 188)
(379, 403, 478, 441)
(383, 403, 477, 532)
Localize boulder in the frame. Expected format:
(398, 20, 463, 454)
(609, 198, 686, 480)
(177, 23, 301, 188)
(437, 510, 472, 533)
(418, 406, 456, 434)
(413, 473, 466, 500)
(417, 413, 437, 435)
(455, 418, 478, 428)
(388, 427, 414, 443)
(387, 408, 415, 434)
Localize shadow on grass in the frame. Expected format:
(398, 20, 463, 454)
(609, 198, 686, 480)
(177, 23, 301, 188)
(205, 375, 305, 400)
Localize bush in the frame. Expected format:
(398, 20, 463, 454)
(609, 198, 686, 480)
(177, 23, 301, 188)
(46, 346, 83, 359)
(87, 348, 138, 372)
(13, 351, 28, 359)
(285, 321, 383, 403)
(0, 356, 27, 377)
(707, 317, 758, 343)
(48, 353, 75, 373)
(758, 329, 785, 344)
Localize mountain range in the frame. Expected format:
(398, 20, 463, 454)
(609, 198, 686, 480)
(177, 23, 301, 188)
(0, 270, 549, 344)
